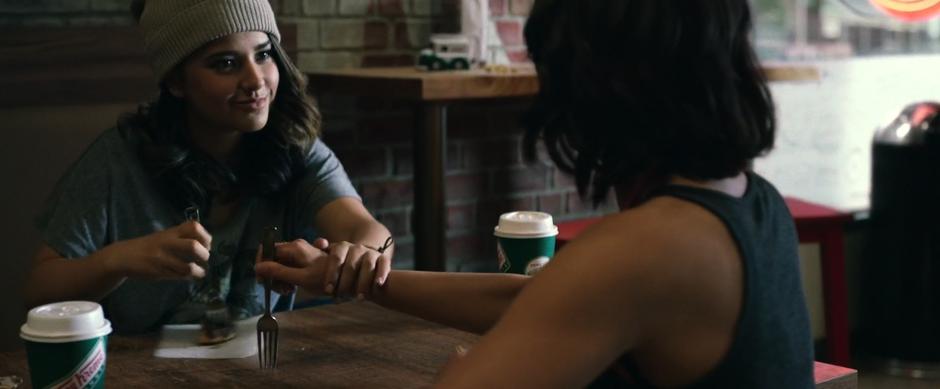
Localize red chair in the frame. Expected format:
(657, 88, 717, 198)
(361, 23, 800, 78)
(555, 196, 853, 367)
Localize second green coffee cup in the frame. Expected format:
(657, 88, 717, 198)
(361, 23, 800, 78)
(494, 211, 558, 275)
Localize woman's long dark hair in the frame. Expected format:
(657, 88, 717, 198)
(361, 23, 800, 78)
(523, 0, 776, 206)
(118, 34, 320, 214)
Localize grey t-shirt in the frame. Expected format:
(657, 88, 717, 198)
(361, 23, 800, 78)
(36, 126, 359, 334)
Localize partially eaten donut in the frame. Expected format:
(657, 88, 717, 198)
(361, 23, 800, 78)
(198, 304, 236, 345)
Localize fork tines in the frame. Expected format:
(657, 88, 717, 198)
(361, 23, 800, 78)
(257, 226, 279, 369)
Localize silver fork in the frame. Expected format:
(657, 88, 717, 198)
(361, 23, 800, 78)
(257, 226, 279, 369)
(185, 206, 235, 343)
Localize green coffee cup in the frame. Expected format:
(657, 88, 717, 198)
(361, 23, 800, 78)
(20, 301, 112, 389)
(494, 211, 558, 275)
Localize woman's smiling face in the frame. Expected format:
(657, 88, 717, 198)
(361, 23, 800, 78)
(169, 31, 279, 137)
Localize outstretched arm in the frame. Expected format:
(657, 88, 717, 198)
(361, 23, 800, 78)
(432, 223, 648, 389)
(254, 239, 529, 334)
(25, 244, 128, 308)
(370, 271, 528, 334)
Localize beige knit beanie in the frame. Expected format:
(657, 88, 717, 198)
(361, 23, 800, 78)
(132, 0, 281, 82)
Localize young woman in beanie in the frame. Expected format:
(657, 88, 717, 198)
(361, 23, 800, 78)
(24, 0, 393, 334)
(256, 0, 815, 387)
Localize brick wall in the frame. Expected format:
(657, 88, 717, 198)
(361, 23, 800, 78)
(317, 95, 617, 270)
(275, 0, 460, 69)
(0, 0, 616, 271)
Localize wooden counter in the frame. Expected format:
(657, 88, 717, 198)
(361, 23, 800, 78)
(308, 64, 820, 101)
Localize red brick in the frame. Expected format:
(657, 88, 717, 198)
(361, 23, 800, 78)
(475, 197, 537, 232)
(392, 147, 412, 175)
(392, 144, 461, 175)
(302, 0, 336, 15)
(489, 0, 507, 16)
(485, 101, 529, 134)
(321, 20, 383, 49)
(446, 172, 488, 202)
(553, 167, 576, 190)
(447, 107, 496, 139)
(495, 20, 523, 46)
(441, 0, 459, 14)
(333, 146, 389, 178)
(537, 193, 564, 216)
(360, 178, 414, 208)
(320, 115, 358, 134)
(565, 190, 594, 215)
(374, 209, 410, 236)
(376, 0, 405, 16)
(447, 203, 476, 231)
(491, 164, 549, 194)
(565, 190, 617, 215)
(524, 139, 551, 164)
(446, 143, 462, 170)
(319, 108, 357, 131)
(364, 21, 390, 49)
(510, 0, 532, 15)
(463, 137, 521, 169)
(19, 1, 93, 12)
(446, 233, 489, 263)
(432, 0, 460, 33)
(319, 127, 357, 149)
(315, 94, 359, 116)
(432, 19, 460, 34)
(338, 0, 372, 15)
(395, 21, 432, 49)
(389, 239, 414, 268)
(411, 0, 433, 16)
(358, 112, 415, 143)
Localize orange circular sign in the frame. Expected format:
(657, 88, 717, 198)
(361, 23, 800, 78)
(869, 0, 940, 21)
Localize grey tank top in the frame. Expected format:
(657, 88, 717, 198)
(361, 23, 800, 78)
(592, 172, 814, 388)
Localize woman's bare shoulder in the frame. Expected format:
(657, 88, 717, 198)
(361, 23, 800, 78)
(559, 196, 741, 290)
(580, 196, 729, 248)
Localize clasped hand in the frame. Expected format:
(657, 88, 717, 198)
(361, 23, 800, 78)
(106, 220, 211, 279)
(254, 238, 391, 299)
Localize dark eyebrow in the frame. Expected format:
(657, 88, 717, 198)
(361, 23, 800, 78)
(203, 41, 273, 60)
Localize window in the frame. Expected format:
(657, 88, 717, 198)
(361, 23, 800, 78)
(751, 0, 940, 211)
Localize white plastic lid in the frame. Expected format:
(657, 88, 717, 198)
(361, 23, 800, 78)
(20, 301, 112, 343)
(493, 211, 558, 238)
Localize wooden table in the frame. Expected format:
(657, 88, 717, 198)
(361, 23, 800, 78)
(0, 303, 477, 388)
(307, 65, 820, 271)
(0, 301, 854, 388)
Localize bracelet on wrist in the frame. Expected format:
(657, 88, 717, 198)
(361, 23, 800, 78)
(364, 236, 394, 254)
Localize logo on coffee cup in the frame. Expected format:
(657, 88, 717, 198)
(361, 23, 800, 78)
(525, 256, 549, 276)
(48, 338, 106, 389)
(20, 301, 112, 389)
(497, 243, 511, 272)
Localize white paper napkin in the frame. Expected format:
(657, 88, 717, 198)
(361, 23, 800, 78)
(153, 316, 258, 359)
